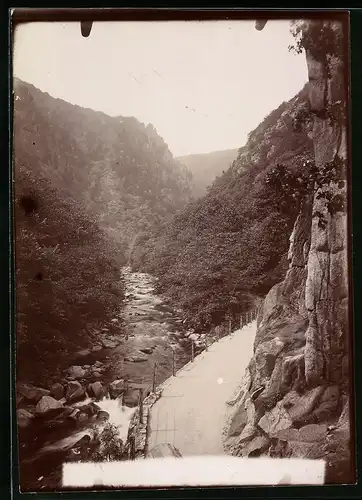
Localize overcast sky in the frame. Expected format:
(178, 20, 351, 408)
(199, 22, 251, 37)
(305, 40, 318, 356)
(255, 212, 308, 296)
(13, 20, 308, 157)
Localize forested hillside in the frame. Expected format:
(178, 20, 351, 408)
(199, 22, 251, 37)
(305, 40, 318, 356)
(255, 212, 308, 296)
(178, 148, 238, 198)
(13, 77, 193, 261)
(131, 85, 314, 331)
(13, 78, 193, 384)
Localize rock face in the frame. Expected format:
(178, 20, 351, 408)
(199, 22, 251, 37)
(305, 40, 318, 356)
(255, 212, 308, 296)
(225, 19, 352, 483)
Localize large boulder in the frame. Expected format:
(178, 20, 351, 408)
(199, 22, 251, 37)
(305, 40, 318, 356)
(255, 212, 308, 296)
(17, 409, 34, 429)
(109, 379, 125, 399)
(242, 436, 270, 457)
(66, 381, 86, 403)
(96, 410, 110, 422)
(35, 395, 64, 416)
(50, 382, 65, 400)
(68, 366, 86, 379)
(286, 385, 325, 426)
(258, 401, 293, 437)
(18, 383, 50, 403)
(77, 402, 101, 417)
(89, 381, 105, 400)
(313, 385, 340, 422)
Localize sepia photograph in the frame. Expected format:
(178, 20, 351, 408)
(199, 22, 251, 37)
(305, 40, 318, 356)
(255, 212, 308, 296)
(11, 10, 354, 492)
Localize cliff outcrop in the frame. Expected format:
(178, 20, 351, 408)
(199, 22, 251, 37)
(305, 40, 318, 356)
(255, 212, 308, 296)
(224, 18, 353, 484)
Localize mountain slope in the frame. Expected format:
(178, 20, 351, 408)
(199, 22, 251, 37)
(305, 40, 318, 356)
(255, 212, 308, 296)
(13, 77, 193, 259)
(13, 77, 193, 383)
(178, 148, 239, 197)
(131, 85, 314, 331)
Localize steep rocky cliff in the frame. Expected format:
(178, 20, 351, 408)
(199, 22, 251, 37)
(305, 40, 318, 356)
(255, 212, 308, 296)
(224, 18, 353, 484)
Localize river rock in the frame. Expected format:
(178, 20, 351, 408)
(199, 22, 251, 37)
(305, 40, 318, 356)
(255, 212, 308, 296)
(132, 355, 148, 363)
(68, 366, 86, 379)
(92, 371, 102, 378)
(18, 383, 50, 403)
(50, 382, 65, 400)
(89, 382, 105, 400)
(140, 348, 153, 355)
(111, 318, 118, 323)
(78, 402, 101, 417)
(17, 409, 34, 428)
(189, 333, 200, 342)
(109, 379, 125, 399)
(100, 338, 118, 349)
(35, 396, 64, 416)
(97, 410, 110, 422)
(68, 409, 80, 421)
(66, 381, 86, 403)
(77, 349, 91, 357)
(92, 345, 102, 352)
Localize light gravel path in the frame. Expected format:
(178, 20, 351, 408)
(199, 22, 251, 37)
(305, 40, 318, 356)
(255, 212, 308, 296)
(147, 322, 257, 456)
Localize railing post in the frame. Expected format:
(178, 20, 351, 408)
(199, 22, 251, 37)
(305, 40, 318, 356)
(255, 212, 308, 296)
(239, 313, 243, 329)
(228, 318, 232, 335)
(191, 341, 194, 362)
(138, 388, 144, 424)
(129, 435, 135, 460)
(152, 362, 158, 392)
(172, 349, 175, 376)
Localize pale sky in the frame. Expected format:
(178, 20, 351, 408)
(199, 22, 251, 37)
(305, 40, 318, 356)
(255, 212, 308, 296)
(13, 20, 308, 157)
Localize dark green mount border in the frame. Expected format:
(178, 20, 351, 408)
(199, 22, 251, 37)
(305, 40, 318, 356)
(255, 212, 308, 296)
(3, 7, 362, 500)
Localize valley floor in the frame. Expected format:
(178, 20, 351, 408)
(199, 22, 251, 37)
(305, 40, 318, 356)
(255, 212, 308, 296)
(147, 322, 257, 456)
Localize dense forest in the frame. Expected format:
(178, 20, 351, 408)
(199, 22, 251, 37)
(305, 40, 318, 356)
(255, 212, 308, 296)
(13, 77, 193, 261)
(131, 85, 314, 331)
(178, 148, 239, 198)
(13, 78, 193, 384)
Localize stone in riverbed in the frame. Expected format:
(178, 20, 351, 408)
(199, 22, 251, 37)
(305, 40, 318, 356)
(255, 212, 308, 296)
(50, 382, 65, 400)
(100, 338, 118, 349)
(89, 381, 106, 400)
(17, 409, 34, 428)
(140, 348, 153, 355)
(66, 381, 86, 403)
(97, 410, 110, 422)
(68, 366, 86, 379)
(78, 402, 101, 417)
(109, 379, 125, 399)
(18, 383, 50, 403)
(132, 355, 148, 363)
(92, 371, 102, 378)
(92, 345, 102, 352)
(77, 349, 91, 357)
(35, 395, 64, 416)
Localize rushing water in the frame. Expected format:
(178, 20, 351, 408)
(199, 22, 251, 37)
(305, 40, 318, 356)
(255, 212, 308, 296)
(19, 268, 192, 491)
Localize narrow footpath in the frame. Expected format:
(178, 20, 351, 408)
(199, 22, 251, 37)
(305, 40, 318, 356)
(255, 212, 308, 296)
(147, 322, 257, 456)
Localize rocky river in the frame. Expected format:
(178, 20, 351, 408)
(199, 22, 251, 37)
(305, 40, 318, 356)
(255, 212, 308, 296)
(17, 267, 207, 492)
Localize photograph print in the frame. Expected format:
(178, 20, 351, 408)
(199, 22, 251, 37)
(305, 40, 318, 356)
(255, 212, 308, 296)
(12, 10, 354, 491)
